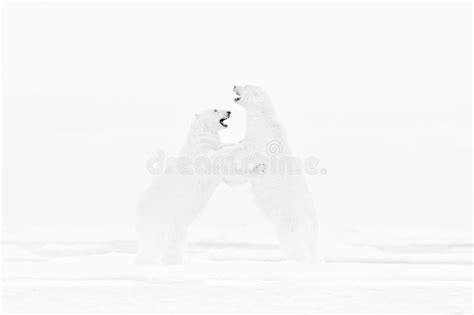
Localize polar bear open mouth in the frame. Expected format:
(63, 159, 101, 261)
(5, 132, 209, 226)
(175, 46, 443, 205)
(234, 91, 241, 102)
(219, 116, 230, 128)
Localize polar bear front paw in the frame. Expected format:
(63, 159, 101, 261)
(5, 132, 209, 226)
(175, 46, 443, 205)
(254, 163, 267, 175)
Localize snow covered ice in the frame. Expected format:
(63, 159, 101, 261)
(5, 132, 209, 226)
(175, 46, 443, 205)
(2, 221, 472, 313)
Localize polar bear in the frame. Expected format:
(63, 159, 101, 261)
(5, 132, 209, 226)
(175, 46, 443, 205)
(136, 109, 263, 265)
(221, 85, 320, 262)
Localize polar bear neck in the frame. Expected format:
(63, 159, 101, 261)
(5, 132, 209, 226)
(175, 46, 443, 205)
(180, 120, 222, 157)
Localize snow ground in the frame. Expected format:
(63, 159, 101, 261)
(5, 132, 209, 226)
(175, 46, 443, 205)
(1, 224, 472, 313)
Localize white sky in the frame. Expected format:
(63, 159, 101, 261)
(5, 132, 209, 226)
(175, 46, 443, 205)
(2, 2, 471, 231)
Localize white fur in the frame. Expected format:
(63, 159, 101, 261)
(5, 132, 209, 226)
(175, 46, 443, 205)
(135, 109, 262, 265)
(135, 109, 228, 265)
(225, 85, 320, 262)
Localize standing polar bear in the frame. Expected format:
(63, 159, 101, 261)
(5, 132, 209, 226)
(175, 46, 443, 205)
(136, 109, 232, 265)
(136, 109, 263, 265)
(223, 85, 320, 262)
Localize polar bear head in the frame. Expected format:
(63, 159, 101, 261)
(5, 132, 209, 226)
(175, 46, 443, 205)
(194, 109, 231, 132)
(233, 85, 273, 113)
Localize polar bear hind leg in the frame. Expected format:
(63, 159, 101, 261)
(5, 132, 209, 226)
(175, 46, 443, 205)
(301, 224, 321, 263)
(160, 219, 189, 265)
(273, 214, 313, 263)
(160, 206, 203, 265)
(135, 228, 167, 265)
